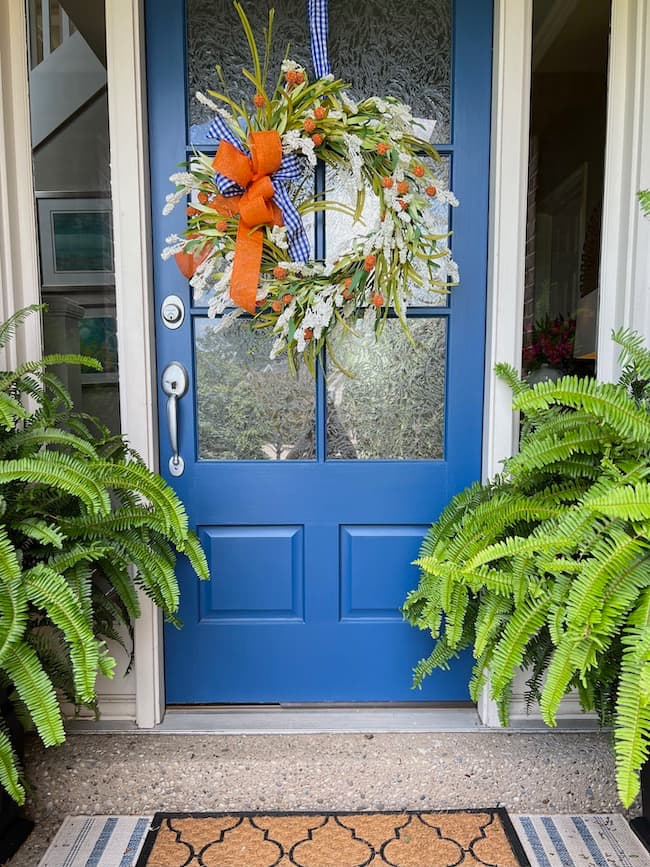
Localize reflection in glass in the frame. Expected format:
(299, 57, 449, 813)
(327, 318, 446, 460)
(325, 157, 451, 306)
(196, 319, 316, 460)
(187, 0, 451, 144)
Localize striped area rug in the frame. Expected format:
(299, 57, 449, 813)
(36, 813, 650, 866)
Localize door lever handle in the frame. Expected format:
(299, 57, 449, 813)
(161, 362, 189, 477)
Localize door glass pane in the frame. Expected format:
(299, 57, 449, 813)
(187, 0, 310, 143)
(327, 318, 447, 460)
(195, 319, 316, 460)
(329, 0, 452, 144)
(325, 156, 452, 306)
(27, 2, 120, 434)
(187, 0, 451, 145)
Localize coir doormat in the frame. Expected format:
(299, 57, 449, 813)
(135, 808, 530, 866)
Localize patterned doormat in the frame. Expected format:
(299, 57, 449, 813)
(134, 809, 529, 866)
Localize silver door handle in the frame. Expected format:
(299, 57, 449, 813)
(161, 362, 189, 477)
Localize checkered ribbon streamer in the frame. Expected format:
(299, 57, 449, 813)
(308, 0, 331, 79)
(207, 115, 310, 263)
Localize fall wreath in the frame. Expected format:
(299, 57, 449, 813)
(163, 1, 458, 373)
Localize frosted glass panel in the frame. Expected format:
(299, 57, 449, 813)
(329, 0, 451, 142)
(327, 318, 447, 460)
(195, 319, 315, 460)
(325, 156, 451, 306)
(187, 0, 451, 143)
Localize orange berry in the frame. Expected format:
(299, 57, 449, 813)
(285, 70, 298, 85)
(273, 266, 288, 280)
(414, 164, 425, 178)
(197, 191, 209, 204)
(314, 106, 328, 120)
(364, 255, 376, 272)
(342, 289, 353, 301)
(253, 93, 266, 107)
(311, 133, 324, 147)
(186, 206, 198, 217)
(282, 293, 293, 304)
(303, 327, 313, 340)
(216, 220, 228, 232)
(398, 199, 408, 210)
(271, 300, 283, 313)
(303, 118, 316, 133)
(397, 180, 410, 195)
(372, 293, 385, 307)
(376, 142, 389, 155)
(381, 177, 394, 188)
(295, 71, 305, 84)
(344, 277, 353, 289)
(425, 185, 437, 197)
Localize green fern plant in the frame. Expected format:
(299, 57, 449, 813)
(0, 306, 209, 804)
(404, 328, 650, 807)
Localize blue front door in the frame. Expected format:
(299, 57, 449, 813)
(147, 0, 492, 703)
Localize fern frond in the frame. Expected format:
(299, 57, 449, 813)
(490, 595, 551, 698)
(0, 455, 111, 514)
(24, 564, 100, 702)
(12, 518, 65, 548)
(0, 727, 24, 804)
(614, 590, 650, 806)
(2, 641, 65, 747)
(514, 376, 650, 444)
(0, 304, 42, 350)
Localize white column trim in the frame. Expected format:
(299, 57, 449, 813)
(597, 0, 650, 381)
(0, 2, 42, 368)
(478, 0, 533, 726)
(105, 0, 164, 728)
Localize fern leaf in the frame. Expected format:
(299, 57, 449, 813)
(0, 525, 28, 664)
(514, 376, 650, 444)
(614, 591, 650, 806)
(2, 641, 65, 747)
(0, 304, 41, 350)
(0, 728, 24, 804)
(24, 564, 100, 702)
(0, 455, 111, 515)
(490, 595, 551, 698)
(13, 518, 65, 548)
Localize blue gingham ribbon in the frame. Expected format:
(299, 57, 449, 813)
(307, 0, 331, 79)
(207, 114, 311, 263)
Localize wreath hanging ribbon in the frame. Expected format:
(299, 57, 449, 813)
(176, 2, 329, 313)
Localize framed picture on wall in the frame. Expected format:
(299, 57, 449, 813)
(36, 194, 114, 287)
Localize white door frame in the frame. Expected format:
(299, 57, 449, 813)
(0, 0, 648, 727)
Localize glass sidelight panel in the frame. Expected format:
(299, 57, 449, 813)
(26, 1, 120, 433)
(195, 319, 316, 460)
(327, 318, 447, 460)
(522, 0, 611, 378)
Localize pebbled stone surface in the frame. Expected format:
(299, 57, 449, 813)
(8, 731, 636, 865)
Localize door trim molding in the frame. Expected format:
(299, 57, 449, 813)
(105, 0, 164, 727)
(479, 0, 533, 727)
(0, 3, 42, 368)
(597, 0, 650, 380)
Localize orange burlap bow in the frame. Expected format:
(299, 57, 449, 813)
(176, 131, 284, 315)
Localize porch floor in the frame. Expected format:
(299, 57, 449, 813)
(9, 726, 640, 865)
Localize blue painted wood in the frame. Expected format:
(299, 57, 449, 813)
(146, 0, 493, 703)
